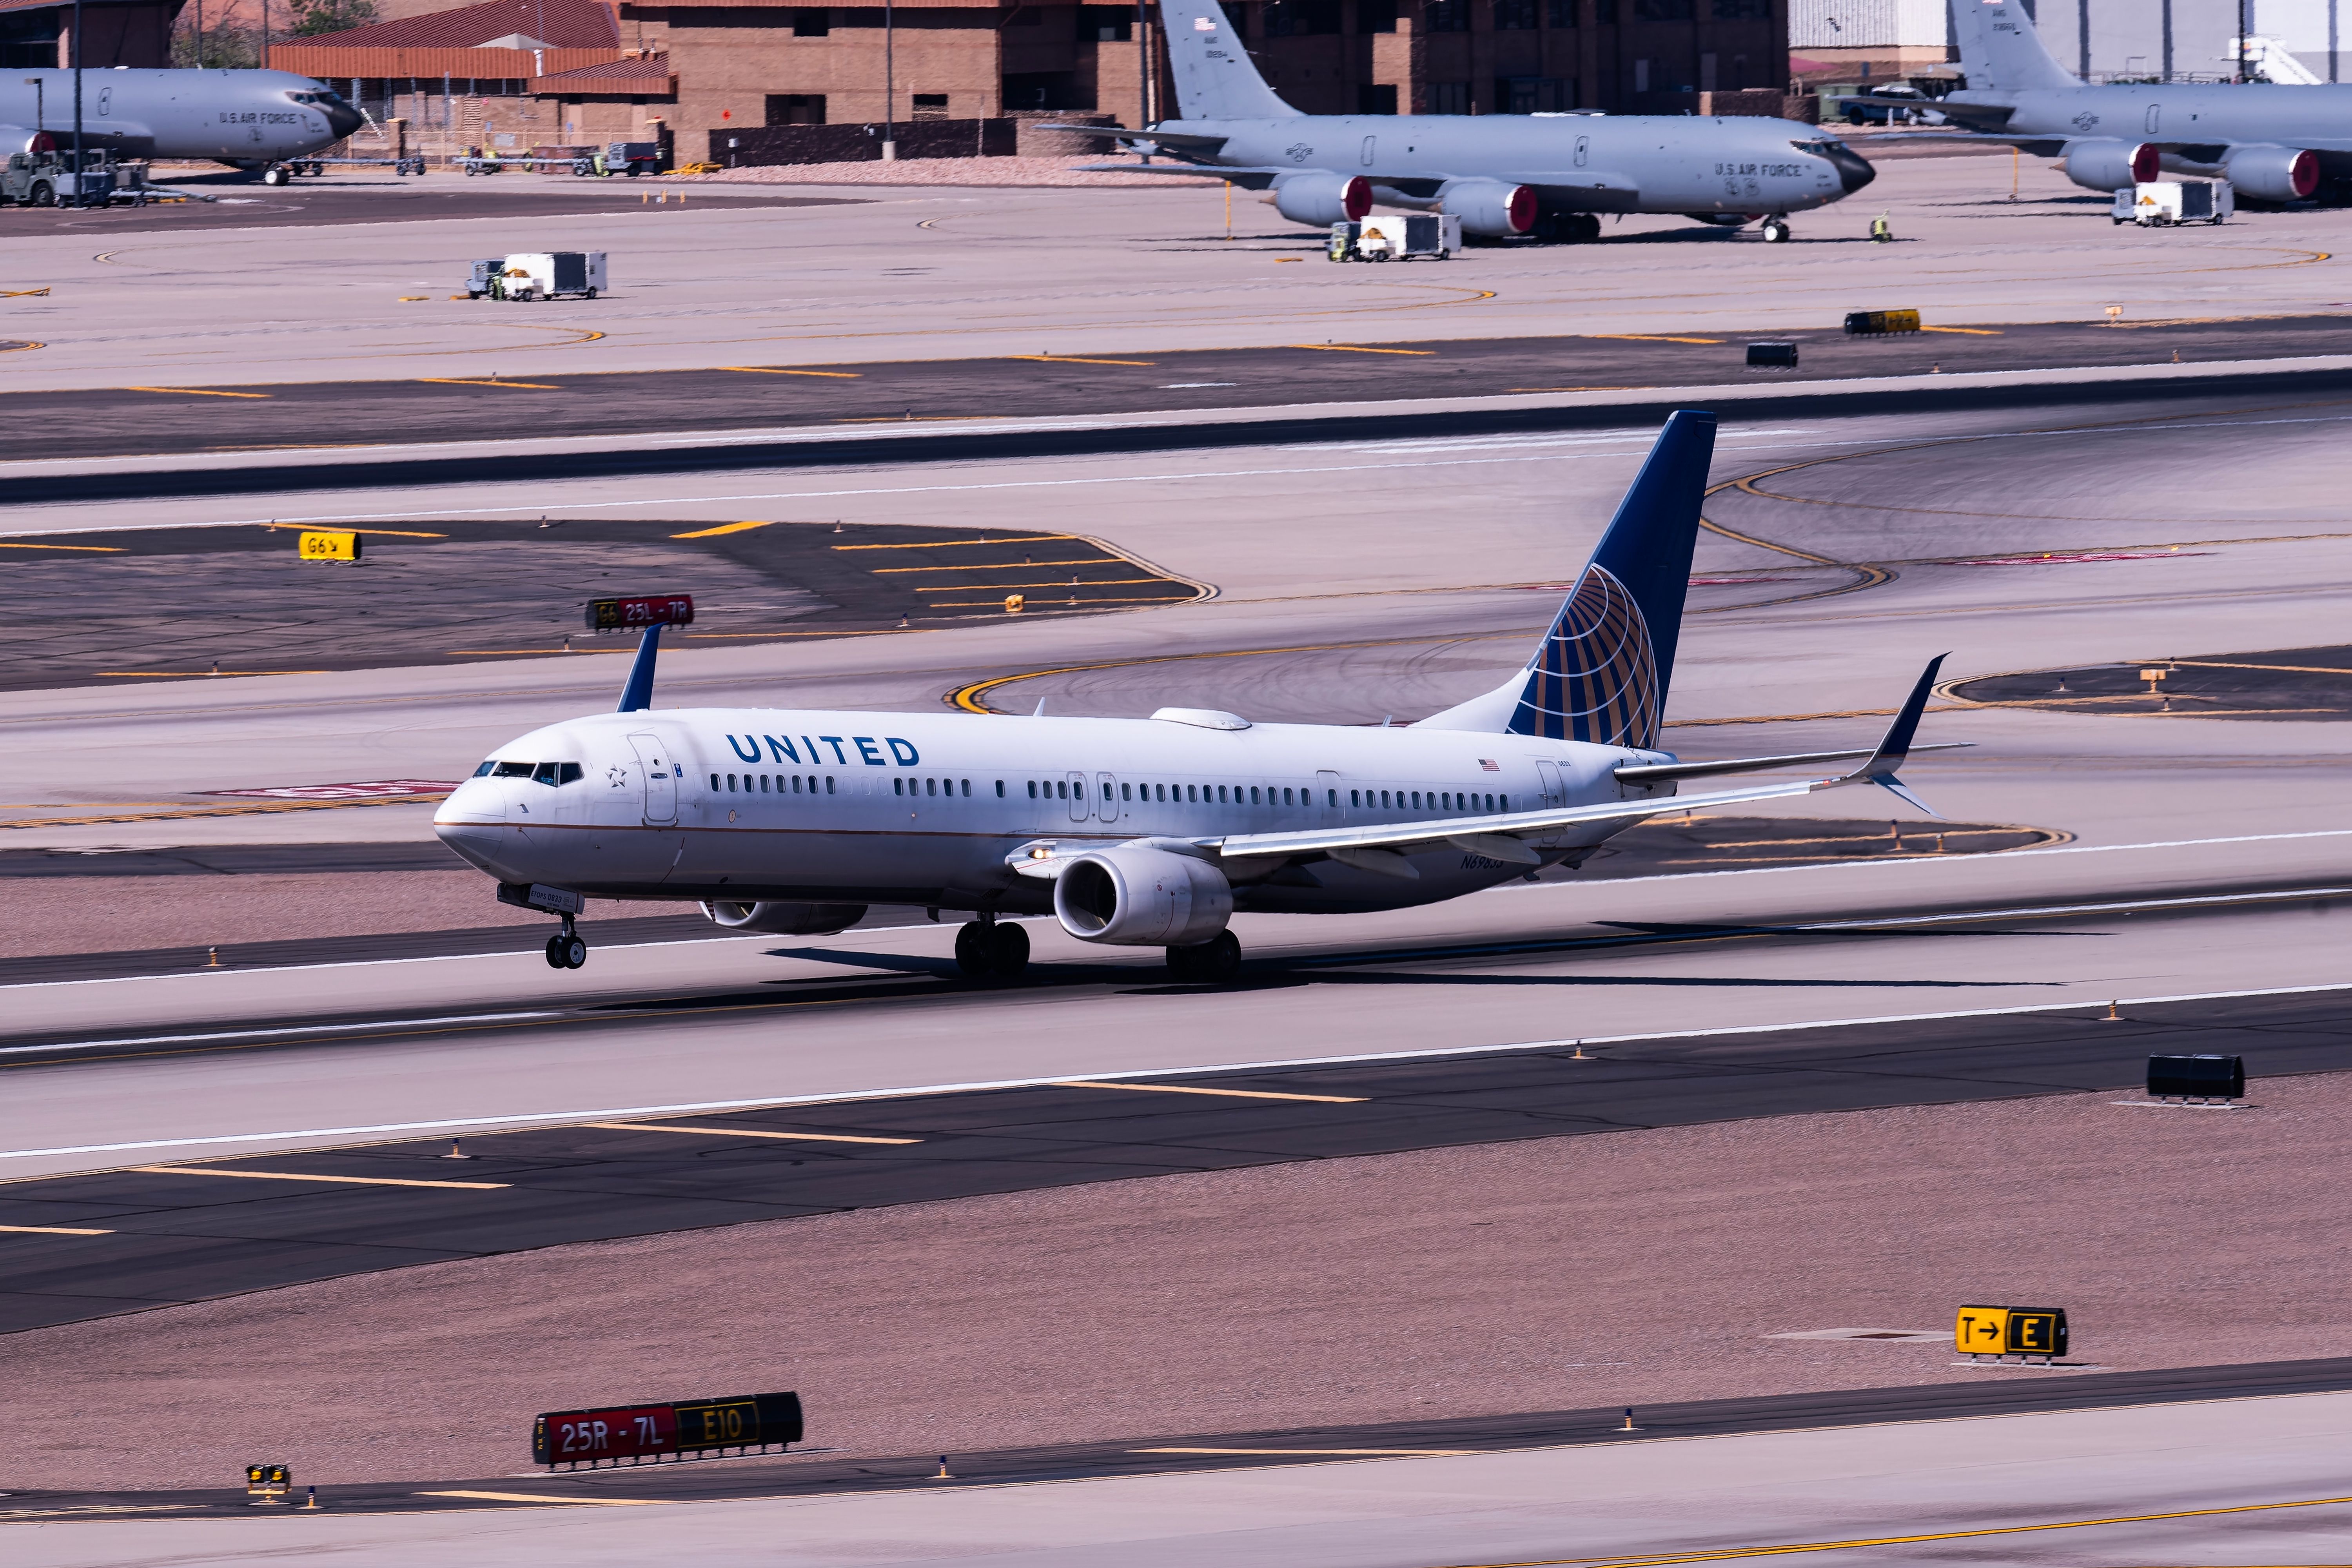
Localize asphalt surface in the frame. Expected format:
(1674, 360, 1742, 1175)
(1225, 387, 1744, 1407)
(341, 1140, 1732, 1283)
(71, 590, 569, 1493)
(1954, 642, 2352, 720)
(18, 316, 2352, 463)
(0, 517, 1203, 693)
(9, 1354, 2348, 1520)
(0, 180, 857, 235)
(6, 983, 2343, 1334)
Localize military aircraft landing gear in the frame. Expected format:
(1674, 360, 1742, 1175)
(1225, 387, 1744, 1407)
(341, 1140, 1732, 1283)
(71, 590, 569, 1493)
(544, 913, 587, 969)
(1759, 215, 1792, 243)
(261, 164, 292, 187)
(955, 916, 1029, 983)
(1532, 212, 1602, 244)
(1166, 930, 1241, 984)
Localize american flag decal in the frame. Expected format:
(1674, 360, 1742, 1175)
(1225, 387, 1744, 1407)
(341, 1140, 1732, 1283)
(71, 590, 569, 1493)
(1506, 564, 1660, 748)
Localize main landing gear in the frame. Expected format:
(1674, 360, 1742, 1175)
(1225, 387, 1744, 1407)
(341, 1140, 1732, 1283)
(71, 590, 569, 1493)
(954, 916, 1031, 983)
(1759, 215, 1793, 243)
(544, 913, 587, 970)
(1165, 930, 1241, 984)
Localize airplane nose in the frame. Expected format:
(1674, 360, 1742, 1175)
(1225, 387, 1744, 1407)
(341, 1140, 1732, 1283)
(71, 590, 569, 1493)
(1828, 144, 1877, 194)
(434, 782, 508, 871)
(325, 102, 365, 140)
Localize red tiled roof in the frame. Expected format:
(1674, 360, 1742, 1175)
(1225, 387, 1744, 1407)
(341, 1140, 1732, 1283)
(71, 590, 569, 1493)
(298, 0, 617, 50)
(530, 54, 673, 94)
(533, 53, 665, 81)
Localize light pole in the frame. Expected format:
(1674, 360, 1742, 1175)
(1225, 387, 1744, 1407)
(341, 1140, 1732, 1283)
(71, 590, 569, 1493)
(881, 0, 895, 160)
(71, 0, 83, 206)
(21, 77, 40, 142)
(2239, 0, 2251, 81)
(1137, 0, 1148, 126)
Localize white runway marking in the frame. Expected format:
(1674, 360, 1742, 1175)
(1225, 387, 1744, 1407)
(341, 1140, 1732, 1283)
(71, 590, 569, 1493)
(0, 1011, 561, 1055)
(5, 976, 2347, 1165)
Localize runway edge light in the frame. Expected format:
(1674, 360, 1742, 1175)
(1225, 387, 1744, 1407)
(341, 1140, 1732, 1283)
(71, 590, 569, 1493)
(1955, 1304, 2069, 1363)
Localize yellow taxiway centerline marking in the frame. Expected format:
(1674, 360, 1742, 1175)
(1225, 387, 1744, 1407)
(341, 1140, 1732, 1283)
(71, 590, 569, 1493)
(1060, 1081, 1367, 1104)
(1589, 334, 1725, 345)
(671, 521, 773, 538)
(123, 385, 271, 398)
(0, 541, 125, 552)
(417, 378, 562, 390)
(1006, 354, 1157, 366)
(1430, 1492, 2352, 1568)
(919, 578, 1158, 592)
(1918, 324, 2003, 335)
(586, 1122, 920, 1145)
(834, 535, 1078, 550)
(419, 1490, 663, 1506)
(128, 1166, 508, 1190)
(872, 558, 1120, 573)
(1139, 1447, 1475, 1456)
(0, 1224, 114, 1235)
(719, 365, 862, 377)
(98, 670, 330, 678)
(1289, 343, 1435, 354)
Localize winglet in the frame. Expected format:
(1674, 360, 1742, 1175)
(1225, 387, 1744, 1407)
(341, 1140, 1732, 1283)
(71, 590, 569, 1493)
(617, 623, 662, 713)
(1842, 654, 1947, 815)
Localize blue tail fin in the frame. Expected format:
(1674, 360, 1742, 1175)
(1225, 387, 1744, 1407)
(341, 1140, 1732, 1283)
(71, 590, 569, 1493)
(617, 623, 662, 713)
(1504, 410, 1716, 748)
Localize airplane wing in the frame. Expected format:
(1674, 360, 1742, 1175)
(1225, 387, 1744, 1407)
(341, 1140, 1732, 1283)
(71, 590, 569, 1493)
(1043, 124, 1232, 152)
(1845, 94, 2015, 129)
(1199, 655, 1952, 875)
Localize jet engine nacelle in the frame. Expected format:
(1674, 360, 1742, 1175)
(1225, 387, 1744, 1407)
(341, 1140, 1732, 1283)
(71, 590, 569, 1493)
(1052, 844, 1234, 947)
(1271, 171, 1372, 226)
(1436, 178, 1538, 236)
(2223, 144, 2320, 201)
(2059, 139, 2160, 192)
(702, 900, 867, 935)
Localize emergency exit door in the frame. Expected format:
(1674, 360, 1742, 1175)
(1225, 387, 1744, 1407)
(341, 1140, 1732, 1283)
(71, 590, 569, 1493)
(630, 733, 678, 825)
(1066, 771, 1090, 822)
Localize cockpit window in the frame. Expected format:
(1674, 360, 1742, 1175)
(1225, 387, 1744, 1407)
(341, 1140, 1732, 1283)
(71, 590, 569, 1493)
(473, 760, 496, 777)
(494, 761, 535, 778)
(1791, 138, 1850, 155)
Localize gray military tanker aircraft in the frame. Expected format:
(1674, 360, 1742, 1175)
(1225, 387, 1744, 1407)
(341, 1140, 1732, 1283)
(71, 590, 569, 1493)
(1862, 0, 2352, 203)
(1066, 0, 1874, 243)
(0, 69, 362, 173)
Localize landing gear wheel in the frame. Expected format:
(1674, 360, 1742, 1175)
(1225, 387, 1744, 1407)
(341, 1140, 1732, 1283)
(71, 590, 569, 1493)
(985, 921, 1029, 983)
(954, 920, 991, 979)
(1169, 931, 1241, 984)
(263, 165, 289, 187)
(1568, 213, 1601, 243)
(1759, 216, 1791, 243)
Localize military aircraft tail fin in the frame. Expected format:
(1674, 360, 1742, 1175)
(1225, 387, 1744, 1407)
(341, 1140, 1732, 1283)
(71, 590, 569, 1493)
(1951, 0, 2080, 91)
(1156, 0, 1305, 122)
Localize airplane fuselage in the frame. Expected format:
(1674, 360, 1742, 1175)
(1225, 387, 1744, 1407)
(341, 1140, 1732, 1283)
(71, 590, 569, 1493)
(1946, 83, 2352, 151)
(0, 69, 361, 162)
(1166, 112, 1871, 215)
(433, 707, 1674, 915)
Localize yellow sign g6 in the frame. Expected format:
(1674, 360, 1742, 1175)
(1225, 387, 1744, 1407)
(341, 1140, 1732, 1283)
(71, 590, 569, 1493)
(1956, 1304, 2069, 1359)
(298, 530, 362, 563)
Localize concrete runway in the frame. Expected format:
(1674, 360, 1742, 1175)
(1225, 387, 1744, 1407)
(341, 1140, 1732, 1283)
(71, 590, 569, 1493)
(15, 1389, 2352, 1566)
(6, 152, 2351, 392)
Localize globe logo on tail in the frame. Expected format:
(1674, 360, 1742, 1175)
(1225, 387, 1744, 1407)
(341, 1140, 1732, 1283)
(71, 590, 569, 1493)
(1506, 564, 1661, 749)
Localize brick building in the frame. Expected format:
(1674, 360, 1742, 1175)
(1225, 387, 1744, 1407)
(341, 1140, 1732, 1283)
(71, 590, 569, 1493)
(2, 0, 180, 69)
(285, 0, 1790, 162)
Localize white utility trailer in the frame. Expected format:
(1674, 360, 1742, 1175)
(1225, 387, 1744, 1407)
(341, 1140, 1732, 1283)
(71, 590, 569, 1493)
(1355, 212, 1460, 260)
(2113, 180, 2232, 226)
(490, 252, 608, 300)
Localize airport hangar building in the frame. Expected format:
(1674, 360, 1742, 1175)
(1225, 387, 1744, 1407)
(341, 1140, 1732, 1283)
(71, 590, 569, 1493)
(256, 0, 1791, 168)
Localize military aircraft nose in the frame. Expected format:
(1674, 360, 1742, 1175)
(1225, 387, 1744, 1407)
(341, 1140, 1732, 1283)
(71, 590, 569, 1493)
(324, 101, 365, 139)
(1828, 143, 1877, 194)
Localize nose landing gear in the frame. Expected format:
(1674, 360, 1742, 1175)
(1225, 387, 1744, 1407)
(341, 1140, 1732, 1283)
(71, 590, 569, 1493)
(544, 913, 587, 969)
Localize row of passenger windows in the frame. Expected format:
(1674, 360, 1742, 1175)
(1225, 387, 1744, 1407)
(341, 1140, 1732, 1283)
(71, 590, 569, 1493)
(702, 772, 1508, 810)
(718, 773, 837, 795)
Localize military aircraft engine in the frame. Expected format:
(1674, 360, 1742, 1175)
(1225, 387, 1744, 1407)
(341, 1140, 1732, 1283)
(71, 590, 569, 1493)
(1052, 845, 1234, 946)
(702, 900, 869, 935)
(2221, 145, 2320, 201)
(1436, 178, 1538, 236)
(2058, 138, 2160, 192)
(1270, 171, 1372, 225)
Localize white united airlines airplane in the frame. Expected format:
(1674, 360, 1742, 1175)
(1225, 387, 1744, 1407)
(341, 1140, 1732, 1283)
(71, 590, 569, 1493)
(435, 412, 1959, 981)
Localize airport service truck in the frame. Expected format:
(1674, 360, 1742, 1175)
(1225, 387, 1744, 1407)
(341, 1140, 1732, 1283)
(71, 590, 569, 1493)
(1, 147, 116, 207)
(470, 252, 609, 300)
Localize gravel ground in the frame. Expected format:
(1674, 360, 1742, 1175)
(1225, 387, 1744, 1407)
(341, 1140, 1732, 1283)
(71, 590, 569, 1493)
(9, 1074, 2347, 1490)
(0, 872, 550, 958)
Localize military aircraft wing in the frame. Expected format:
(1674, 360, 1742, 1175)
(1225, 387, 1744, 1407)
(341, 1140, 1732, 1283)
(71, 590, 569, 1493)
(1846, 94, 2016, 129)
(1042, 124, 1231, 150)
(1494, 171, 1644, 201)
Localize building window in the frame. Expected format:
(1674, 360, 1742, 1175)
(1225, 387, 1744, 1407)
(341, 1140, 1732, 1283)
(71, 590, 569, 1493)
(767, 93, 825, 125)
(1422, 0, 1470, 31)
(1632, 0, 1692, 16)
(1357, 82, 1399, 113)
(1427, 80, 1470, 112)
(1712, 0, 1766, 14)
(793, 9, 828, 34)
(1264, 0, 1341, 35)
(1493, 0, 1536, 28)
(1544, 0, 1576, 23)
(1501, 75, 1575, 111)
(1076, 5, 1130, 39)
(911, 92, 949, 120)
(1358, 0, 1399, 29)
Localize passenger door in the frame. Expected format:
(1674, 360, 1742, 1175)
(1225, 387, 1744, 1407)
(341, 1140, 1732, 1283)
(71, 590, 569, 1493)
(1066, 770, 1090, 822)
(1536, 760, 1568, 808)
(630, 733, 679, 826)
